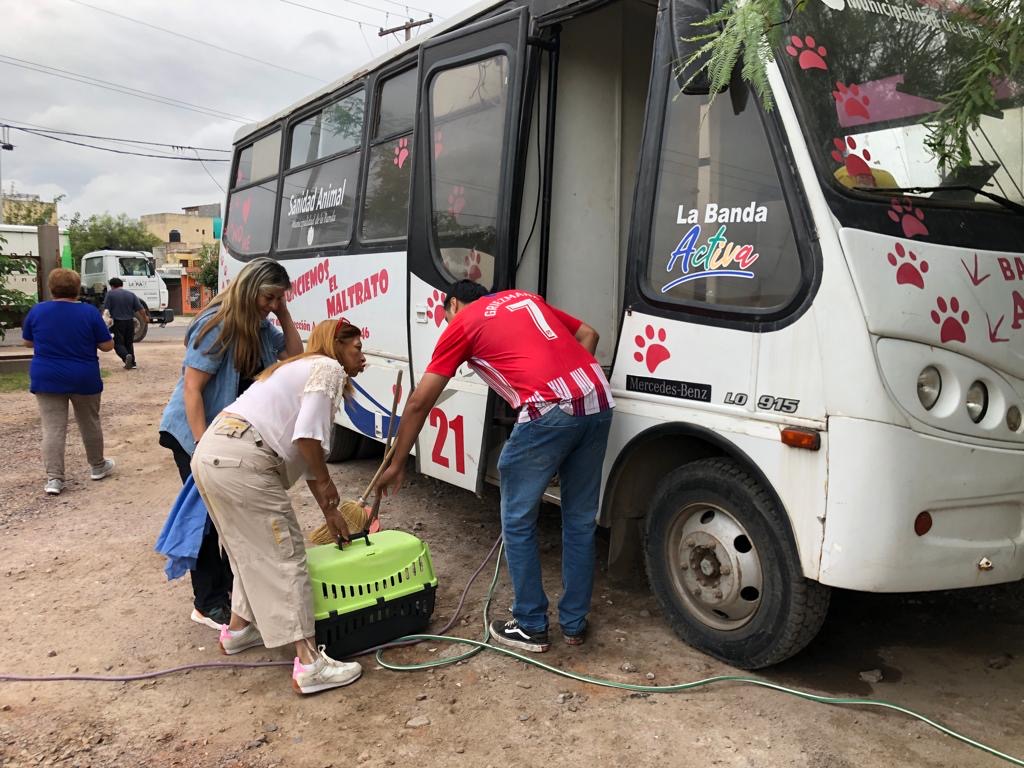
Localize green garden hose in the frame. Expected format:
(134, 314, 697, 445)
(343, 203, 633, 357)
(376, 541, 1024, 767)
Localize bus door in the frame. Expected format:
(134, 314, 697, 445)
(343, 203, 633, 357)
(407, 9, 529, 491)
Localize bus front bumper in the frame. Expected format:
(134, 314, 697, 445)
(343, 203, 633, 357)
(819, 417, 1024, 592)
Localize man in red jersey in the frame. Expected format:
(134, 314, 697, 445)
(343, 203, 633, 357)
(379, 280, 614, 652)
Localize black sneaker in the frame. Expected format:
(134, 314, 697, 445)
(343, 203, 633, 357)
(124, 353, 134, 369)
(489, 618, 550, 653)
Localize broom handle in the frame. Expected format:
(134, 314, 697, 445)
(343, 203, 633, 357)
(361, 370, 403, 505)
(369, 370, 403, 518)
(358, 443, 398, 503)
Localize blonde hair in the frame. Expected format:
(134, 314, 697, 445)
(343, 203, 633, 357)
(191, 258, 291, 375)
(258, 319, 360, 399)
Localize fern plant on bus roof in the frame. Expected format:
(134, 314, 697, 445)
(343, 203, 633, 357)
(680, 0, 1023, 172)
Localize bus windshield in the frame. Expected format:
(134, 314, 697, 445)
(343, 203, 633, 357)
(777, 0, 1023, 210)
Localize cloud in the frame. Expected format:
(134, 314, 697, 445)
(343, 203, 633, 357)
(1, 0, 468, 221)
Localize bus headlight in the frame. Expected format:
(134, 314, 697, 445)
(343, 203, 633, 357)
(916, 366, 941, 410)
(966, 381, 988, 423)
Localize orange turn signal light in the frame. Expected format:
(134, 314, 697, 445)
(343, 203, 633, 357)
(780, 427, 821, 451)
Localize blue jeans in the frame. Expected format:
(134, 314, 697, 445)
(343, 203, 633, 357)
(497, 407, 613, 635)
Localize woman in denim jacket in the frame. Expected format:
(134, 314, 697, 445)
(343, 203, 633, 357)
(159, 258, 303, 629)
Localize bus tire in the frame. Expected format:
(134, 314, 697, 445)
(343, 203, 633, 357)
(643, 457, 829, 669)
(326, 425, 362, 463)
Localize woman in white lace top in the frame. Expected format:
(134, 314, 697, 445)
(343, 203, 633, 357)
(191, 319, 368, 694)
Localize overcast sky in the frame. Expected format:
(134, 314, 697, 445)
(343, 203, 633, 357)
(0, 0, 477, 222)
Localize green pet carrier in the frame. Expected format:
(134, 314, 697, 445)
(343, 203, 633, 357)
(307, 529, 438, 658)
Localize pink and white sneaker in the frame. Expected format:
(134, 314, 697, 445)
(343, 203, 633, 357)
(219, 624, 263, 655)
(292, 647, 362, 694)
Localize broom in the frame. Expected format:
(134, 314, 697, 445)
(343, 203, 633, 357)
(310, 370, 402, 545)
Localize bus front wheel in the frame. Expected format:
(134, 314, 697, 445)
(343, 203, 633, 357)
(643, 457, 829, 669)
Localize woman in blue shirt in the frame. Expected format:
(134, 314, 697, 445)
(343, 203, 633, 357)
(159, 257, 303, 629)
(21, 268, 116, 496)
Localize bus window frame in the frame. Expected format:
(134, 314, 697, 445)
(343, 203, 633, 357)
(275, 83, 369, 256)
(224, 123, 287, 259)
(358, 58, 419, 247)
(624, 15, 822, 334)
(421, 44, 518, 290)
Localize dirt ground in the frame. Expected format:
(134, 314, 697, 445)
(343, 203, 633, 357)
(1, 339, 1023, 768)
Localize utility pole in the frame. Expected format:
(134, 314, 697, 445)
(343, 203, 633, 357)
(0, 126, 13, 226)
(378, 15, 433, 42)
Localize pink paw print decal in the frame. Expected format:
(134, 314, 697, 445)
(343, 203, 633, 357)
(887, 242, 928, 289)
(931, 296, 969, 344)
(786, 35, 828, 71)
(448, 185, 466, 220)
(833, 82, 870, 121)
(633, 325, 670, 373)
(426, 290, 446, 328)
(831, 136, 873, 184)
(241, 196, 252, 223)
(393, 137, 410, 169)
(888, 197, 929, 239)
(465, 249, 482, 282)
(434, 129, 444, 159)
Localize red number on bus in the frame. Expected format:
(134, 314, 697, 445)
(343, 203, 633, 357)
(429, 408, 466, 474)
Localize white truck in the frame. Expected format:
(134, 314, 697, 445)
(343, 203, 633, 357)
(79, 250, 173, 342)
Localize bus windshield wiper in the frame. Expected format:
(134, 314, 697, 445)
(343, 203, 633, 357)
(852, 185, 1024, 216)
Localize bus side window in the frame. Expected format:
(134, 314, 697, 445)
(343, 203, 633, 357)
(427, 55, 508, 289)
(362, 67, 417, 242)
(225, 130, 282, 257)
(645, 81, 801, 313)
(277, 90, 365, 252)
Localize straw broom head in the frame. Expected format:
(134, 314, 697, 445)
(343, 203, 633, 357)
(309, 502, 369, 545)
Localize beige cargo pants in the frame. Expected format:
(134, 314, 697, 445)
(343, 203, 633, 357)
(191, 415, 314, 648)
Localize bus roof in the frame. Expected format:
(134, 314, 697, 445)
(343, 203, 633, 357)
(232, 0, 505, 146)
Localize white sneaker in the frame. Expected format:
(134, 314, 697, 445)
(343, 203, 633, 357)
(292, 646, 362, 694)
(44, 479, 65, 495)
(190, 607, 229, 630)
(90, 459, 115, 480)
(219, 623, 263, 655)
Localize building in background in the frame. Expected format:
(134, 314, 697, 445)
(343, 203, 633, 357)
(143, 203, 222, 316)
(140, 203, 221, 269)
(1, 192, 60, 226)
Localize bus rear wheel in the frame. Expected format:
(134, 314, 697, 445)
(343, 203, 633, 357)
(643, 457, 829, 669)
(326, 425, 362, 463)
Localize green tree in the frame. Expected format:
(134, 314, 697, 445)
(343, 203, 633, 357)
(66, 213, 161, 271)
(684, 0, 1022, 171)
(0, 235, 37, 341)
(194, 241, 220, 293)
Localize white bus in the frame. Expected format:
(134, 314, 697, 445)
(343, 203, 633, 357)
(219, 0, 1024, 668)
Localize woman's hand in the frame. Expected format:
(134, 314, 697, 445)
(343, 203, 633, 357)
(322, 505, 352, 544)
(309, 474, 340, 512)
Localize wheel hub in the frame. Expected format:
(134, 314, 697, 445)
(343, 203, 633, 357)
(667, 504, 764, 631)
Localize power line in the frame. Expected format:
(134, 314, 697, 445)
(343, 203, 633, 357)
(278, 0, 384, 29)
(4, 125, 230, 161)
(0, 118, 231, 153)
(194, 149, 227, 193)
(61, 0, 326, 83)
(0, 54, 255, 124)
(375, 0, 442, 19)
